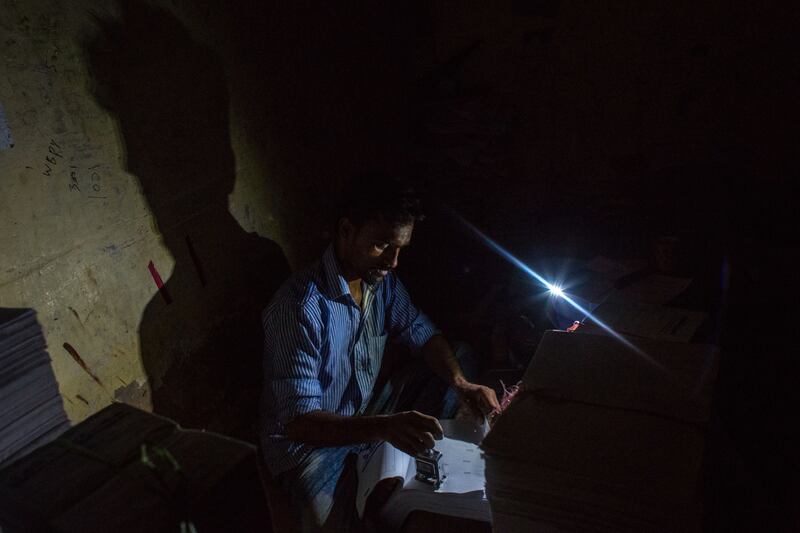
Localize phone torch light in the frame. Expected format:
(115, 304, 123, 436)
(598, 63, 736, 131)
(548, 284, 565, 298)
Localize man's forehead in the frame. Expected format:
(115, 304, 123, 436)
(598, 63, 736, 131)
(361, 217, 414, 243)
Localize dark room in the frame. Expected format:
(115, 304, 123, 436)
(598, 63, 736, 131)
(0, 1, 797, 532)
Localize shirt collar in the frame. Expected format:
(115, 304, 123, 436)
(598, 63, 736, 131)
(321, 244, 351, 300)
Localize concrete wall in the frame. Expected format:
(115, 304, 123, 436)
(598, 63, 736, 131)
(0, 0, 294, 435)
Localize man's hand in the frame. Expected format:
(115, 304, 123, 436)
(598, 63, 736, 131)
(382, 411, 444, 456)
(420, 336, 500, 420)
(454, 378, 500, 419)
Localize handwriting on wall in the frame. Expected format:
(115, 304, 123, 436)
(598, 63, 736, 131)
(38, 137, 108, 200)
(42, 138, 62, 175)
(69, 164, 105, 198)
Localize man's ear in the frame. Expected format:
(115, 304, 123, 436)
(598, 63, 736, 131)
(337, 217, 354, 241)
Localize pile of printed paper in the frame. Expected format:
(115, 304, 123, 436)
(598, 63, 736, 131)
(0, 308, 69, 466)
(482, 330, 719, 532)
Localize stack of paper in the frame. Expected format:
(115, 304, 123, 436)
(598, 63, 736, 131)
(481, 330, 719, 532)
(0, 308, 70, 466)
(357, 419, 492, 531)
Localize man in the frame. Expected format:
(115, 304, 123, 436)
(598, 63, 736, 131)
(260, 174, 499, 531)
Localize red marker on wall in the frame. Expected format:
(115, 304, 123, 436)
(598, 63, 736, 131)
(148, 260, 172, 304)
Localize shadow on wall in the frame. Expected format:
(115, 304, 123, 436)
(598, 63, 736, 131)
(85, 1, 290, 440)
(224, 2, 421, 267)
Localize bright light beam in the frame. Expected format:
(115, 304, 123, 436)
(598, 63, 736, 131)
(450, 211, 668, 373)
(549, 285, 565, 298)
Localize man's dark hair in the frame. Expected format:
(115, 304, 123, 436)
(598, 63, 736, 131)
(337, 172, 425, 227)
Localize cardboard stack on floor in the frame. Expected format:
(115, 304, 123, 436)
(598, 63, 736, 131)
(482, 328, 719, 532)
(0, 308, 70, 466)
(0, 402, 267, 532)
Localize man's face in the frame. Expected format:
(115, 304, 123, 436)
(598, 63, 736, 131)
(338, 216, 414, 284)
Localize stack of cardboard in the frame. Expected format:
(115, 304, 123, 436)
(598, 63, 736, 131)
(0, 308, 70, 466)
(0, 402, 266, 532)
(580, 300, 707, 344)
(482, 330, 719, 532)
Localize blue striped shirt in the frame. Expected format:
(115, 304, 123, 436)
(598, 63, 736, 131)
(259, 244, 440, 475)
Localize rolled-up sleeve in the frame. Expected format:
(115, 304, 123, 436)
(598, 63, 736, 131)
(386, 274, 441, 353)
(264, 302, 323, 425)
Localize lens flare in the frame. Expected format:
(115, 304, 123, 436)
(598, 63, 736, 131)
(448, 210, 667, 372)
(548, 284, 565, 298)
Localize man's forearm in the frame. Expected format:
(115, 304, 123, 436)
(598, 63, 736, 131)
(420, 334, 468, 389)
(284, 410, 388, 446)
(423, 335, 501, 418)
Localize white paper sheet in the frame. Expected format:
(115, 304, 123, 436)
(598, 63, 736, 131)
(356, 418, 491, 521)
(356, 441, 411, 517)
